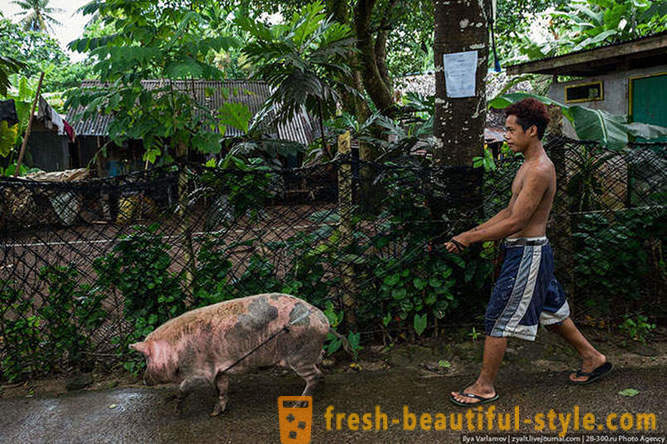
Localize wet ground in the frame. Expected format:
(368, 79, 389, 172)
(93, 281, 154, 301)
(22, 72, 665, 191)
(2, 331, 666, 443)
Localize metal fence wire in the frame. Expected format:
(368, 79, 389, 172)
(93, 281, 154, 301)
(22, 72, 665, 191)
(0, 136, 665, 381)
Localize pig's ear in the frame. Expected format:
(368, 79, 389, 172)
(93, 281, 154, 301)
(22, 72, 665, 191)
(129, 341, 150, 356)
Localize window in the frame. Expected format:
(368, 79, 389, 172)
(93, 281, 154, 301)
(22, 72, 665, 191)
(564, 81, 603, 103)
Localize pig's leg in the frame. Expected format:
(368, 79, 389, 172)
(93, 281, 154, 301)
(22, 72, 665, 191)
(291, 363, 323, 398)
(175, 377, 199, 414)
(210, 373, 230, 417)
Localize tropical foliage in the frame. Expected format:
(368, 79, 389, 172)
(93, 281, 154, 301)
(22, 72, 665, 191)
(489, 92, 667, 148)
(238, 1, 356, 149)
(500, 0, 667, 64)
(66, 0, 251, 162)
(0, 75, 43, 174)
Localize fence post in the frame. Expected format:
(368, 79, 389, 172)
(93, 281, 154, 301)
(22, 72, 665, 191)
(546, 106, 574, 297)
(177, 166, 196, 293)
(338, 131, 357, 329)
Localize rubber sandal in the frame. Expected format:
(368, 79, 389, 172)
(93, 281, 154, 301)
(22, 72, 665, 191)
(449, 390, 499, 407)
(569, 361, 613, 385)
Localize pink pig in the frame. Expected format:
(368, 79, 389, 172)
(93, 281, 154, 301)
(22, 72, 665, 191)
(129, 293, 333, 416)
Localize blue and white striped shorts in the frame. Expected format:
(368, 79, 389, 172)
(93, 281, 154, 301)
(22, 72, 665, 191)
(485, 237, 570, 341)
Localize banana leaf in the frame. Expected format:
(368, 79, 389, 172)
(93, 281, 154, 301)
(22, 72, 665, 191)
(488, 92, 667, 149)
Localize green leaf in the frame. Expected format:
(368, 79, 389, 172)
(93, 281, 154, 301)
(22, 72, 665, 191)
(218, 102, 252, 134)
(0, 122, 18, 157)
(624, 122, 667, 140)
(429, 278, 442, 288)
(413, 278, 427, 290)
(325, 334, 342, 354)
(400, 299, 413, 313)
(413, 313, 427, 336)
(568, 106, 628, 149)
(489, 92, 667, 147)
(438, 360, 451, 368)
(392, 288, 407, 300)
(618, 388, 639, 397)
(382, 313, 392, 326)
(347, 332, 361, 356)
(449, 255, 465, 268)
(164, 57, 204, 78)
(384, 274, 400, 286)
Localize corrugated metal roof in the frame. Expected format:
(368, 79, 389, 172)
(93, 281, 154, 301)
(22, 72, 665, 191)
(66, 79, 316, 145)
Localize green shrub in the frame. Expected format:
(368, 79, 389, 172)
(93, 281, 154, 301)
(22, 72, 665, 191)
(0, 281, 43, 382)
(571, 210, 665, 315)
(619, 314, 656, 344)
(93, 224, 185, 373)
(38, 265, 107, 370)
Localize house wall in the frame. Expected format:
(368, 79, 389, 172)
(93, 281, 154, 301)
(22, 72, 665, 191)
(27, 129, 70, 172)
(548, 64, 667, 139)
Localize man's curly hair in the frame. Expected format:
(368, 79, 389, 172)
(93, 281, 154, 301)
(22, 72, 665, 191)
(505, 98, 550, 140)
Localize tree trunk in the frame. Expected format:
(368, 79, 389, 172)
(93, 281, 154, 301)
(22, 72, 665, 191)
(433, 0, 490, 166)
(354, 0, 395, 115)
(326, 0, 371, 130)
(375, 0, 398, 93)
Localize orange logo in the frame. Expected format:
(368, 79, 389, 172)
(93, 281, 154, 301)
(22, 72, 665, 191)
(278, 396, 312, 444)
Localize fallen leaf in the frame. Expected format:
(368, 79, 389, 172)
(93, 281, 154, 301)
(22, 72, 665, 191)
(438, 360, 452, 368)
(109, 404, 118, 409)
(618, 388, 639, 397)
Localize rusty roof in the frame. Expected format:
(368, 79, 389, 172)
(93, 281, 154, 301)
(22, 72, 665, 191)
(66, 79, 316, 145)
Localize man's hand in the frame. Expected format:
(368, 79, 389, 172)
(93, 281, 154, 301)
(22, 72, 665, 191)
(444, 234, 469, 254)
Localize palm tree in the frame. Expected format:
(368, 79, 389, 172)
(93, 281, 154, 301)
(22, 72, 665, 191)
(238, 2, 357, 151)
(12, 0, 63, 33)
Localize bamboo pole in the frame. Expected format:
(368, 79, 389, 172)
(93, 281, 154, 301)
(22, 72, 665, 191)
(14, 72, 45, 177)
(337, 130, 357, 329)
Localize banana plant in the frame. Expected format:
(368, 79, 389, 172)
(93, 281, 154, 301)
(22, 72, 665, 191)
(488, 92, 667, 148)
(0, 74, 39, 158)
(549, 0, 666, 53)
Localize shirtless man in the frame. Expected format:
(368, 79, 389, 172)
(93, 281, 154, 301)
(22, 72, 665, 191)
(445, 98, 612, 406)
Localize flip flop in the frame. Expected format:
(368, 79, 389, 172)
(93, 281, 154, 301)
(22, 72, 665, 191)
(569, 361, 613, 385)
(449, 390, 499, 407)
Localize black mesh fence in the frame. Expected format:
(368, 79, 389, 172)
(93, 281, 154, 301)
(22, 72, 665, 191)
(0, 136, 665, 381)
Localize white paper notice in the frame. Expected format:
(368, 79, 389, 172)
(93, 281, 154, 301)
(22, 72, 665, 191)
(443, 50, 478, 98)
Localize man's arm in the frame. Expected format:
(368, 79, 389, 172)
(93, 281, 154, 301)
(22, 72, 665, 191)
(446, 169, 550, 251)
(469, 208, 510, 233)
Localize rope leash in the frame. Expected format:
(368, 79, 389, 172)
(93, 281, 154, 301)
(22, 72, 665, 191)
(219, 309, 312, 374)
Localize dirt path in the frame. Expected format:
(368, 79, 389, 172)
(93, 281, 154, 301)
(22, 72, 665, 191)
(2, 335, 666, 443)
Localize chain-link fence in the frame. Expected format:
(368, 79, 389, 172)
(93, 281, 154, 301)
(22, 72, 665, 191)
(0, 136, 664, 381)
